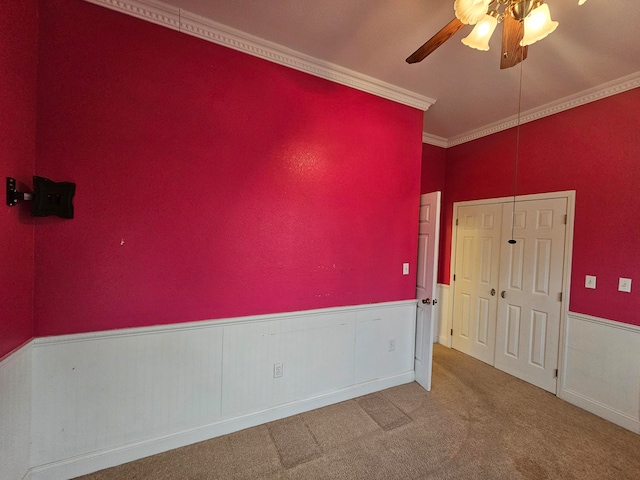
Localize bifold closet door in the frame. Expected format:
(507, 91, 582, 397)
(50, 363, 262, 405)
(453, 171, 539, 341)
(451, 203, 503, 366)
(494, 197, 567, 393)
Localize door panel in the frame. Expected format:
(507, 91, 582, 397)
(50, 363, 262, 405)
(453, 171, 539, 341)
(451, 203, 503, 365)
(415, 192, 441, 391)
(494, 198, 567, 393)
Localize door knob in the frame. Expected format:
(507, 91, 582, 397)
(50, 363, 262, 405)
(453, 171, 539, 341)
(501, 291, 506, 298)
(491, 288, 496, 296)
(433, 299, 438, 305)
(422, 298, 431, 304)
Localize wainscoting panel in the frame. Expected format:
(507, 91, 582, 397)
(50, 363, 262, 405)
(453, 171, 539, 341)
(31, 326, 224, 470)
(0, 342, 32, 480)
(354, 305, 416, 383)
(27, 301, 416, 479)
(559, 312, 640, 433)
(221, 311, 356, 418)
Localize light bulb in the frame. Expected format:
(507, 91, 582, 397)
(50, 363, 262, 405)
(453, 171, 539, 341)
(520, 3, 558, 46)
(461, 13, 498, 51)
(454, 0, 490, 25)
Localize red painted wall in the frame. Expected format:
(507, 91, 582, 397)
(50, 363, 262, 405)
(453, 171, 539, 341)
(420, 143, 446, 195)
(34, 0, 423, 336)
(440, 87, 640, 326)
(0, 0, 37, 358)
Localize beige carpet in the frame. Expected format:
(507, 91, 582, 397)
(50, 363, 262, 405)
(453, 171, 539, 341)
(76, 345, 640, 479)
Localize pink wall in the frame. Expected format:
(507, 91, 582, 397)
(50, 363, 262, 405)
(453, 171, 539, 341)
(440, 87, 640, 326)
(420, 143, 446, 195)
(0, 0, 37, 358)
(34, 0, 423, 336)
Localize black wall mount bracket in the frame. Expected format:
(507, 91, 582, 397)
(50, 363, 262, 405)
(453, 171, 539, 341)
(6, 176, 76, 219)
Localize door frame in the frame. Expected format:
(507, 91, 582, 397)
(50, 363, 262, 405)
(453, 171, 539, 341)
(446, 190, 575, 390)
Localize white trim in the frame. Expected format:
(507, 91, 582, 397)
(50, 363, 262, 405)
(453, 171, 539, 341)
(564, 310, 640, 334)
(422, 132, 448, 148)
(28, 372, 413, 480)
(32, 299, 417, 347)
(83, 0, 436, 111)
(443, 73, 640, 147)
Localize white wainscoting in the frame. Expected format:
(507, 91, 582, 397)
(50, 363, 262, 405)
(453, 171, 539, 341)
(559, 311, 640, 434)
(0, 341, 32, 480)
(26, 301, 416, 480)
(435, 284, 450, 346)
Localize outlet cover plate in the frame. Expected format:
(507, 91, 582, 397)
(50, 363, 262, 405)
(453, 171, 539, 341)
(585, 275, 596, 289)
(618, 278, 632, 293)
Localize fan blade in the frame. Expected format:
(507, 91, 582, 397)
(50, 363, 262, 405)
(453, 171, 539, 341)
(500, 14, 528, 69)
(406, 18, 465, 64)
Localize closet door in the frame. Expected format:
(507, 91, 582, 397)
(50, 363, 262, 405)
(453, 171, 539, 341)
(451, 203, 503, 365)
(494, 198, 567, 393)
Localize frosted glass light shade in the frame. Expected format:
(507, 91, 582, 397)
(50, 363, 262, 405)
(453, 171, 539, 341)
(454, 0, 490, 25)
(520, 4, 558, 46)
(579, 0, 587, 5)
(461, 14, 498, 51)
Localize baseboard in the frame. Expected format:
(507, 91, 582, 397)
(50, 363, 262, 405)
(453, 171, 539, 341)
(559, 388, 640, 434)
(28, 371, 413, 480)
(558, 311, 640, 434)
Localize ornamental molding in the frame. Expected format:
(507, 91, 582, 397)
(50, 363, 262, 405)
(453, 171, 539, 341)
(84, 0, 436, 111)
(446, 71, 640, 147)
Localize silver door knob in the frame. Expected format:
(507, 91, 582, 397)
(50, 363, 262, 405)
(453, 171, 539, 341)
(491, 288, 496, 296)
(422, 298, 431, 304)
(501, 291, 506, 298)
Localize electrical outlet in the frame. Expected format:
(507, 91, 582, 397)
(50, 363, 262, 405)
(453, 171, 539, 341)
(618, 278, 632, 293)
(585, 275, 596, 289)
(388, 338, 396, 352)
(402, 263, 409, 275)
(273, 362, 283, 378)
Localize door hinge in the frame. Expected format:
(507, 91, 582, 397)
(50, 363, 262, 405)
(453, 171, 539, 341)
(455, 218, 459, 226)
(563, 215, 567, 225)
(450, 328, 453, 336)
(554, 369, 558, 378)
(453, 274, 456, 281)
(559, 292, 563, 302)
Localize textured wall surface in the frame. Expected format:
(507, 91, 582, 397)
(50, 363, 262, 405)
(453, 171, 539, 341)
(34, 0, 423, 335)
(0, 0, 37, 357)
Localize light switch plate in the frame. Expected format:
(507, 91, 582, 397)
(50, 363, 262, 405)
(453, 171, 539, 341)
(585, 275, 596, 289)
(402, 263, 409, 275)
(618, 278, 632, 293)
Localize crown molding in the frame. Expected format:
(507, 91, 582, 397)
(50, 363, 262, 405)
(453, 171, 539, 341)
(444, 71, 640, 147)
(84, 0, 436, 112)
(422, 132, 448, 148)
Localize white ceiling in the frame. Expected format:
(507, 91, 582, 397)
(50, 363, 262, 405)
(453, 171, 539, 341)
(157, 0, 640, 142)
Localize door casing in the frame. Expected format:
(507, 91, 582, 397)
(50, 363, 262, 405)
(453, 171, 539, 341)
(445, 191, 575, 392)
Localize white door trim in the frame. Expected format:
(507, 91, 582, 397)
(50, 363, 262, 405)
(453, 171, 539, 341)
(447, 190, 575, 392)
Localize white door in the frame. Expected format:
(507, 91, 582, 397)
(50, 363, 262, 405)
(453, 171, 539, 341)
(494, 197, 567, 393)
(415, 191, 441, 391)
(451, 203, 503, 365)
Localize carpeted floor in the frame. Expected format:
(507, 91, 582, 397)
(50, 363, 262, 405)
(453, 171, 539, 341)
(76, 344, 640, 479)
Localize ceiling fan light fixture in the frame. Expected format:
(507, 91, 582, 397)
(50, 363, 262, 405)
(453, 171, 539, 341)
(461, 12, 498, 51)
(454, 0, 490, 25)
(520, 3, 558, 46)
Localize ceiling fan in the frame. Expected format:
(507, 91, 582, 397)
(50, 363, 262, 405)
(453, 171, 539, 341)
(406, 0, 588, 69)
